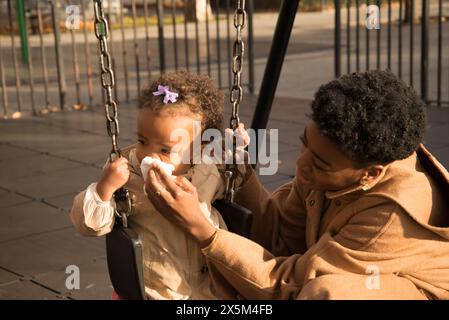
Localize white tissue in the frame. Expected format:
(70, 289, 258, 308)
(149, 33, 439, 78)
(140, 156, 175, 182)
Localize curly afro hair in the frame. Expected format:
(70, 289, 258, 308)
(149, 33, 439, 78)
(138, 70, 224, 131)
(311, 70, 426, 166)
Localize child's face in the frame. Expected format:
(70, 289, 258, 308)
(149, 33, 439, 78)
(136, 107, 201, 176)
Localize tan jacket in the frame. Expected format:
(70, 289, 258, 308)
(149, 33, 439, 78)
(70, 145, 228, 300)
(201, 145, 449, 300)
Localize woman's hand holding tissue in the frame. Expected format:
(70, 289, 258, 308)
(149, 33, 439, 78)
(144, 163, 216, 246)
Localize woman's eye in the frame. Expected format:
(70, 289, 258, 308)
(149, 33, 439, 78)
(299, 135, 308, 148)
(312, 161, 327, 172)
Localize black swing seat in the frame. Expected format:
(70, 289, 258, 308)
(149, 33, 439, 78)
(106, 224, 146, 300)
(212, 199, 253, 238)
(106, 201, 252, 300)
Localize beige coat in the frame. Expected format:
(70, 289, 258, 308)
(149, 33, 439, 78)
(70, 145, 228, 299)
(201, 145, 449, 300)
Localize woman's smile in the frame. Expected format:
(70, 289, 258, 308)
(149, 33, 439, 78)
(297, 171, 313, 187)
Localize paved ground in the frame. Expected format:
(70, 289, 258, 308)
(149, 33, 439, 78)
(0, 8, 449, 300)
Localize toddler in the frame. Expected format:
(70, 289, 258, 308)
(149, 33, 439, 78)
(70, 70, 248, 299)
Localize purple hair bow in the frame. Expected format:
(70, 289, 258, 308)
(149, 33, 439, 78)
(152, 85, 179, 104)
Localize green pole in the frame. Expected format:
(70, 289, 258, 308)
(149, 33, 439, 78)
(16, 0, 28, 63)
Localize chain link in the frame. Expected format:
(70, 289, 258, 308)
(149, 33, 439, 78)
(224, 0, 246, 202)
(229, 0, 246, 131)
(93, 0, 131, 220)
(94, 0, 120, 157)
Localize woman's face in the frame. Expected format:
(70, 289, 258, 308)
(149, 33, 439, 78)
(136, 107, 201, 175)
(296, 120, 368, 191)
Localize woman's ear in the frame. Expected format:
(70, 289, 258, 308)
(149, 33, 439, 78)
(359, 165, 384, 187)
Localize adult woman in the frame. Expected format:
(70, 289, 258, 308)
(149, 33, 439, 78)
(145, 70, 449, 299)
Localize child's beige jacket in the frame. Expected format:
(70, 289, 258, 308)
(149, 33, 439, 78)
(70, 145, 227, 299)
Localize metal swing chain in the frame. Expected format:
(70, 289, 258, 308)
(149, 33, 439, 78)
(93, 0, 131, 226)
(230, 0, 246, 131)
(224, 0, 246, 202)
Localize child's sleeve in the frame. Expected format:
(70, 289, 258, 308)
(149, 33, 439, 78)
(69, 182, 116, 236)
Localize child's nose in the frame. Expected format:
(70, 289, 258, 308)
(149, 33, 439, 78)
(148, 153, 162, 161)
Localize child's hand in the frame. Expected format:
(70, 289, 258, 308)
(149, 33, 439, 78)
(223, 123, 250, 163)
(234, 123, 250, 147)
(96, 157, 130, 201)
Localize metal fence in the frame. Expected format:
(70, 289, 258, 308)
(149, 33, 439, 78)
(334, 0, 449, 107)
(0, 0, 255, 118)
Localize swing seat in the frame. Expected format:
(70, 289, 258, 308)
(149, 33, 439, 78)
(213, 199, 253, 238)
(106, 224, 146, 300)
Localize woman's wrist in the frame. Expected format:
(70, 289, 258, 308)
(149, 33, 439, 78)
(198, 228, 218, 249)
(191, 220, 217, 248)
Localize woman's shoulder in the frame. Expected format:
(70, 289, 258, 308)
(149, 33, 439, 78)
(366, 147, 448, 230)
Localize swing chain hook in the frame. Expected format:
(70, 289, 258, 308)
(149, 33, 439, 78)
(93, 0, 131, 222)
(224, 0, 246, 202)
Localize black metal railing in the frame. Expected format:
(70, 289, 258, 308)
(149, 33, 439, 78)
(0, 0, 255, 118)
(334, 0, 448, 107)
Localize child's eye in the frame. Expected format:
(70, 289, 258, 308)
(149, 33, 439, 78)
(161, 148, 171, 155)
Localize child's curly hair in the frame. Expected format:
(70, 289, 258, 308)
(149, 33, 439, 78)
(138, 70, 224, 131)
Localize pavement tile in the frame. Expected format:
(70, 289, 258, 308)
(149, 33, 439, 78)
(0, 227, 105, 277)
(0, 165, 100, 200)
(44, 193, 78, 212)
(0, 189, 32, 208)
(35, 257, 112, 300)
(45, 109, 138, 138)
(277, 126, 305, 149)
(424, 123, 449, 150)
(1, 122, 108, 156)
(0, 143, 40, 162)
(0, 201, 71, 243)
(428, 146, 449, 169)
(426, 106, 449, 126)
(251, 126, 301, 156)
(0, 154, 82, 181)
(0, 279, 63, 300)
(47, 144, 110, 167)
(0, 268, 19, 285)
(268, 97, 312, 123)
